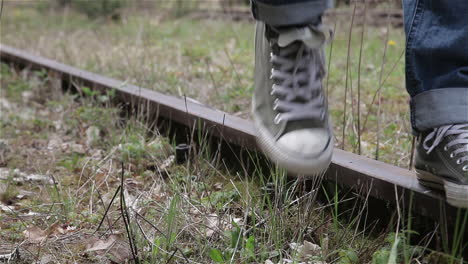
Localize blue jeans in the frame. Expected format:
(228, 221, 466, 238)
(251, 0, 468, 134)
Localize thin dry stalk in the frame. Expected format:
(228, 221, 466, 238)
(342, 4, 357, 150)
(120, 162, 140, 263)
(409, 136, 416, 169)
(361, 49, 404, 130)
(357, 2, 367, 155)
(325, 21, 337, 96)
(94, 186, 121, 234)
(375, 14, 391, 161)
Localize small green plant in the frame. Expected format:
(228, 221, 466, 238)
(337, 249, 360, 264)
(209, 223, 257, 263)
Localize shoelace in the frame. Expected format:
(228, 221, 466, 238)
(270, 42, 325, 124)
(423, 124, 468, 171)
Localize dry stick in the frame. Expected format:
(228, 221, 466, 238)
(213, 114, 226, 169)
(361, 49, 404, 130)
(166, 249, 178, 264)
(120, 163, 140, 264)
(224, 47, 241, 85)
(205, 59, 219, 97)
(94, 186, 121, 234)
(184, 95, 190, 144)
(357, 2, 367, 155)
(342, 4, 357, 150)
(348, 58, 356, 152)
(408, 136, 416, 170)
(134, 211, 190, 263)
(325, 21, 337, 96)
(375, 14, 391, 161)
(0, 0, 3, 21)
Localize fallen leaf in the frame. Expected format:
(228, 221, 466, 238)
(213, 182, 223, 191)
(289, 240, 323, 264)
(205, 213, 219, 238)
(85, 235, 117, 252)
(70, 143, 85, 154)
(302, 240, 321, 257)
(90, 149, 104, 160)
(159, 155, 175, 171)
(0, 242, 19, 262)
(47, 138, 62, 151)
(0, 203, 16, 213)
(0, 168, 54, 184)
(85, 235, 132, 263)
(23, 226, 47, 243)
(86, 126, 100, 148)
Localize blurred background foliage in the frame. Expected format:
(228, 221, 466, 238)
(44, 0, 400, 21)
(54, 0, 126, 19)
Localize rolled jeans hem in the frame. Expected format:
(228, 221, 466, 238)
(411, 88, 468, 133)
(251, 0, 329, 26)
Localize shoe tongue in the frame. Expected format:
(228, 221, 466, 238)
(277, 26, 327, 49)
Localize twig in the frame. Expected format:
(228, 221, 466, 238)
(375, 12, 391, 160)
(342, 4, 357, 150)
(409, 136, 416, 169)
(134, 211, 190, 263)
(357, 1, 367, 155)
(120, 162, 140, 263)
(325, 21, 337, 96)
(361, 49, 404, 131)
(94, 186, 121, 234)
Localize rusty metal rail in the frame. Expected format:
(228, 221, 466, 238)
(0, 44, 459, 225)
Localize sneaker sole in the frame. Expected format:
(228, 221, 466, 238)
(416, 169, 468, 208)
(254, 120, 333, 177)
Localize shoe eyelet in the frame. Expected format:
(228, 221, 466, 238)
(463, 165, 468, 172)
(443, 145, 449, 151)
(274, 114, 282, 125)
(450, 153, 455, 158)
(457, 159, 462, 165)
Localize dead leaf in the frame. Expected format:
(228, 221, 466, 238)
(302, 240, 321, 257)
(85, 235, 117, 252)
(47, 137, 62, 151)
(91, 149, 104, 160)
(160, 155, 175, 171)
(0, 242, 19, 262)
(213, 182, 223, 191)
(0, 168, 54, 184)
(124, 178, 141, 191)
(289, 240, 323, 264)
(205, 213, 219, 238)
(47, 221, 75, 236)
(23, 226, 47, 243)
(86, 126, 100, 148)
(85, 235, 131, 263)
(70, 143, 85, 154)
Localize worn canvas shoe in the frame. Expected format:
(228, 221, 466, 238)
(252, 22, 333, 176)
(415, 124, 468, 208)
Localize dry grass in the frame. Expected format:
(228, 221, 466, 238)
(0, 60, 464, 264)
(0, 2, 411, 167)
(1, 3, 466, 264)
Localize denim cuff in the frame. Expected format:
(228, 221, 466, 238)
(251, 0, 330, 26)
(411, 88, 468, 133)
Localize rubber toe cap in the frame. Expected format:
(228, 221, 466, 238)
(277, 128, 331, 157)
